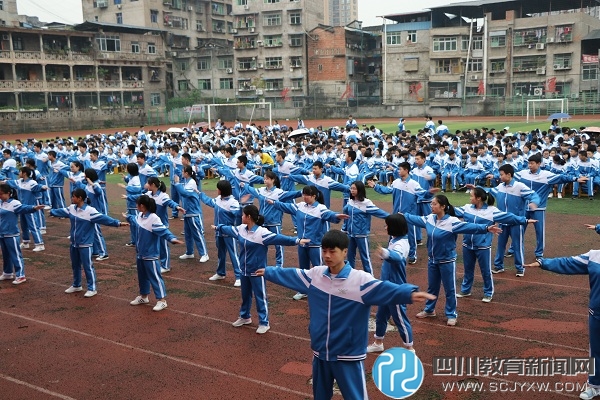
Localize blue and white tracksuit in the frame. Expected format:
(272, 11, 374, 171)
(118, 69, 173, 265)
(343, 198, 389, 274)
(403, 213, 491, 319)
(124, 175, 143, 244)
(0, 199, 38, 278)
(373, 177, 431, 260)
(216, 224, 300, 327)
(200, 192, 242, 279)
(441, 158, 461, 191)
(48, 161, 69, 209)
(374, 238, 414, 347)
(412, 165, 436, 242)
(6, 178, 45, 246)
(264, 262, 418, 400)
(288, 174, 349, 208)
(85, 159, 109, 212)
(146, 190, 180, 271)
(515, 169, 575, 257)
(173, 178, 207, 257)
(538, 225, 600, 388)
(50, 204, 122, 291)
(454, 204, 528, 297)
(273, 160, 303, 192)
(572, 159, 598, 198)
(489, 179, 540, 273)
(243, 185, 301, 268)
(74, 181, 110, 258)
(126, 211, 178, 300)
(169, 155, 183, 218)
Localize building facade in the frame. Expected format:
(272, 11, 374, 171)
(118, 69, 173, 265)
(323, 0, 358, 27)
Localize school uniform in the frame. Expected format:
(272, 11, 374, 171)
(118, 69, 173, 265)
(173, 178, 208, 258)
(6, 178, 45, 246)
(146, 190, 180, 271)
(0, 199, 39, 279)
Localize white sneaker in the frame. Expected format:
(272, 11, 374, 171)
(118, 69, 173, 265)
(84, 290, 97, 298)
(44, 205, 51, 210)
(179, 253, 195, 259)
(153, 300, 168, 311)
(32, 245, 45, 252)
(558, 193, 563, 199)
(256, 325, 270, 334)
(130, 295, 150, 305)
(199, 255, 210, 263)
(234, 279, 241, 287)
(232, 317, 252, 327)
(548, 193, 553, 198)
(96, 255, 109, 261)
(40, 229, 47, 234)
(12, 277, 26, 285)
(580, 386, 600, 400)
(65, 286, 83, 293)
(160, 267, 171, 273)
(292, 292, 307, 300)
(20, 243, 29, 249)
(0, 273, 15, 281)
(367, 342, 384, 353)
(209, 274, 225, 281)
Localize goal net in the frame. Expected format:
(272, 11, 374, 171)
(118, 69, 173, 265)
(526, 98, 567, 123)
(186, 102, 272, 129)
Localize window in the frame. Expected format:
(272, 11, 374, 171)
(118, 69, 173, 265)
(553, 53, 572, 69)
(265, 56, 282, 69)
(289, 12, 301, 25)
(435, 59, 452, 74)
(178, 80, 189, 90)
(131, 42, 140, 53)
(264, 0, 280, 2)
(0, 1, 4, 11)
(582, 64, 598, 81)
(264, 13, 281, 26)
(490, 34, 506, 48)
(150, 10, 158, 23)
(461, 36, 469, 51)
(513, 28, 547, 46)
(114, 0, 121, 4)
(489, 84, 505, 97)
(554, 25, 573, 43)
(290, 56, 301, 68)
(238, 79, 251, 90)
(472, 36, 483, 50)
(198, 79, 212, 90)
(220, 78, 233, 89)
(178, 61, 188, 71)
(211, 2, 225, 15)
(238, 58, 256, 70)
(147, 42, 156, 54)
(197, 58, 211, 70)
(318, 64, 323, 71)
(150, 93, 161, 106)
(491, 59, 505, 72)
(218, 58, 233, 69)
(96, 35, 121, 52)
(469, 58, 483, 72)
(407, 30, 417, 43)
(116, 13, 123, 24)
(433, 37, 457, 52)
(212, 20, 225, 32)
(265, 79, 283, 90)
(291, 78, 302, 89)
(513, 56, 546, 72)
(293, 98, 304, 108)
(386, 32, 401, 45)
(289, 35, 303, 47)
(196, 20, 204, 31)
(237, 0, 247, 5)
(13, 37, 23, 50)
(264, 35, 282, 47)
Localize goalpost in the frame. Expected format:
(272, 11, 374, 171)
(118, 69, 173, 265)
(526, 98, 568, 123)
(186, 102, 272, 129)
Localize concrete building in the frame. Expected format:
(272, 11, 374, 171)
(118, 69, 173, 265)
(380, 0, 600, 116)
(82, 0, 235, 101)
(0, 0, 19, 27)
(323, 0, 358, 27)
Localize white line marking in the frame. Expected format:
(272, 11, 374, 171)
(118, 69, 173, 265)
(0, 373, 78, 400)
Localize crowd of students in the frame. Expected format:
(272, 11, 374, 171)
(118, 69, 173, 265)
(0, 117, 599, 400)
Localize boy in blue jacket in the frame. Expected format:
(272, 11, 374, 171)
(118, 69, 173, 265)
(256, 230, 434, 399)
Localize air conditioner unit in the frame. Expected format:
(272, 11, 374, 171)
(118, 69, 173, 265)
(258, 62, 264, 68)
(469, 74, 478, 81)
(546, 37, 555, 43)
(226, 68, 233, 74)
(571, 93, 580, 99)
(536, 67, 546, 75)
(256, 89, 263, 95)
(97, 0, 108, 7)
(2, 34, 9, 40)
(554, 64, 562, 70)
(244, 4, 250, 9)
(171, 51, 177, 57)
(116, 4, 121, 9)
(534, 88, 543, 96)
(232, 29, 238, 34)
(536, 43, 545, 50)
(188, 6, 193, 11)
(249, 27, 255, 33)
(257, 40, 264, 46)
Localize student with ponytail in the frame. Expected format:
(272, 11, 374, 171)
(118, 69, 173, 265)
(75, 168, 110, 261)
(118, 163, 143, 247)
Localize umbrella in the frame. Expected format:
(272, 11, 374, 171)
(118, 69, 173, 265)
(547, 112, 571, 120)
(288, 128, 310, 138)
(192, 122, 208, 129)
(582, 126, 600, 134)
(166, 127, 185, 133)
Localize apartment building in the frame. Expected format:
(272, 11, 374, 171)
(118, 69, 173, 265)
(323, 0, 358, 27)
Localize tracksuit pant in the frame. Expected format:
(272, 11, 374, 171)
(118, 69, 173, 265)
(70, 245, 96, 291)
(159, 238, 171, 271)
(347, 236, 374, 274)
(127, 208, 137, 244)
(50, 186, 66, 209)
(171, 185, 181, 218)
(589, 315, 600, 387)
(20, 213, 43, 245)
(183, 215, 207, 257)
(239, 275, 269, 326)
(136, 258, 166, 300)
(312, 356, 368, 400)
(423, 260, 457, 319)
(573, 181, 594, 198)
(93, 225, 108, 257)
(266, 225, 284, 268)
(441, 173, 459, 191)
(494, 224, 525, 273)
(374, 303, 413, 347)
(461, 247, 494, 297)
(407, 223, 417, 260)
(0, 236, 25, 278)
(215, 235, 241, 279)
(525, 209, 545, 258)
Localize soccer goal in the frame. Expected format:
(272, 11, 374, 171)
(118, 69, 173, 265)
(526, 98, 568, 123)
(186, 102, 272, 129)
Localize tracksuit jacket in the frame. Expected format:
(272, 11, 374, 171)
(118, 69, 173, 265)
(126, 211, 178, 260)
(50, 204, 122, 247)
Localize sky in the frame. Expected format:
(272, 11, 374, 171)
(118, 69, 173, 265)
(360, 0, 451, 26)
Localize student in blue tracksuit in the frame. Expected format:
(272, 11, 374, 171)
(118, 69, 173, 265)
(126, 195, 183, 312)
(173, 166, 209, 262)
(213, 205, 309, 334)
(403, 195, 502, 326)
(524, 224, 600, 400)
(288, 161, 349, 208)
(47, 150, 69, 209)
(142, 177, 184, 273)
(454, 187, 535, 302)
(50, 188, 128, 298)
(256, 230, 434, 400)
(75, 169, 110, 261)
(367, 214, 415, 353)
(241, 171, 302, 268)
(0, 183, 45, 285)
(343, 181, 388, 274)
(267, 185, 348, 300)
(118, 163, 143, 247)
(200, 180, 243, 286)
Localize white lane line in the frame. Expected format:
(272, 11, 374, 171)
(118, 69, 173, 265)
(0, 310, 312, 398)
(0, 373, 78, 400)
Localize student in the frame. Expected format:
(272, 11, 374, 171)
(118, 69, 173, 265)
(200, 180, 242, 286)
(524, 223, 600, 400)
(213, 205, 309, 334)
(343, 181, 388, 274)
(288, 161, 348, 208)
(256, 230, 434, 399)
(125, 195, 183, 312)
(367, 214, 415, 353)
(75, 169, 110, 261)
(0, 183, 45, 285)
(50, 188, 128, 298)
(118, 163, 143, 247)
(47, 150, 69, 209)
(402, 195, 502, 326)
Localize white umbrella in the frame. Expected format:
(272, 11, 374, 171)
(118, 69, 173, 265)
(288, 128, 310, 138)
(166, 127, 185, 133)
